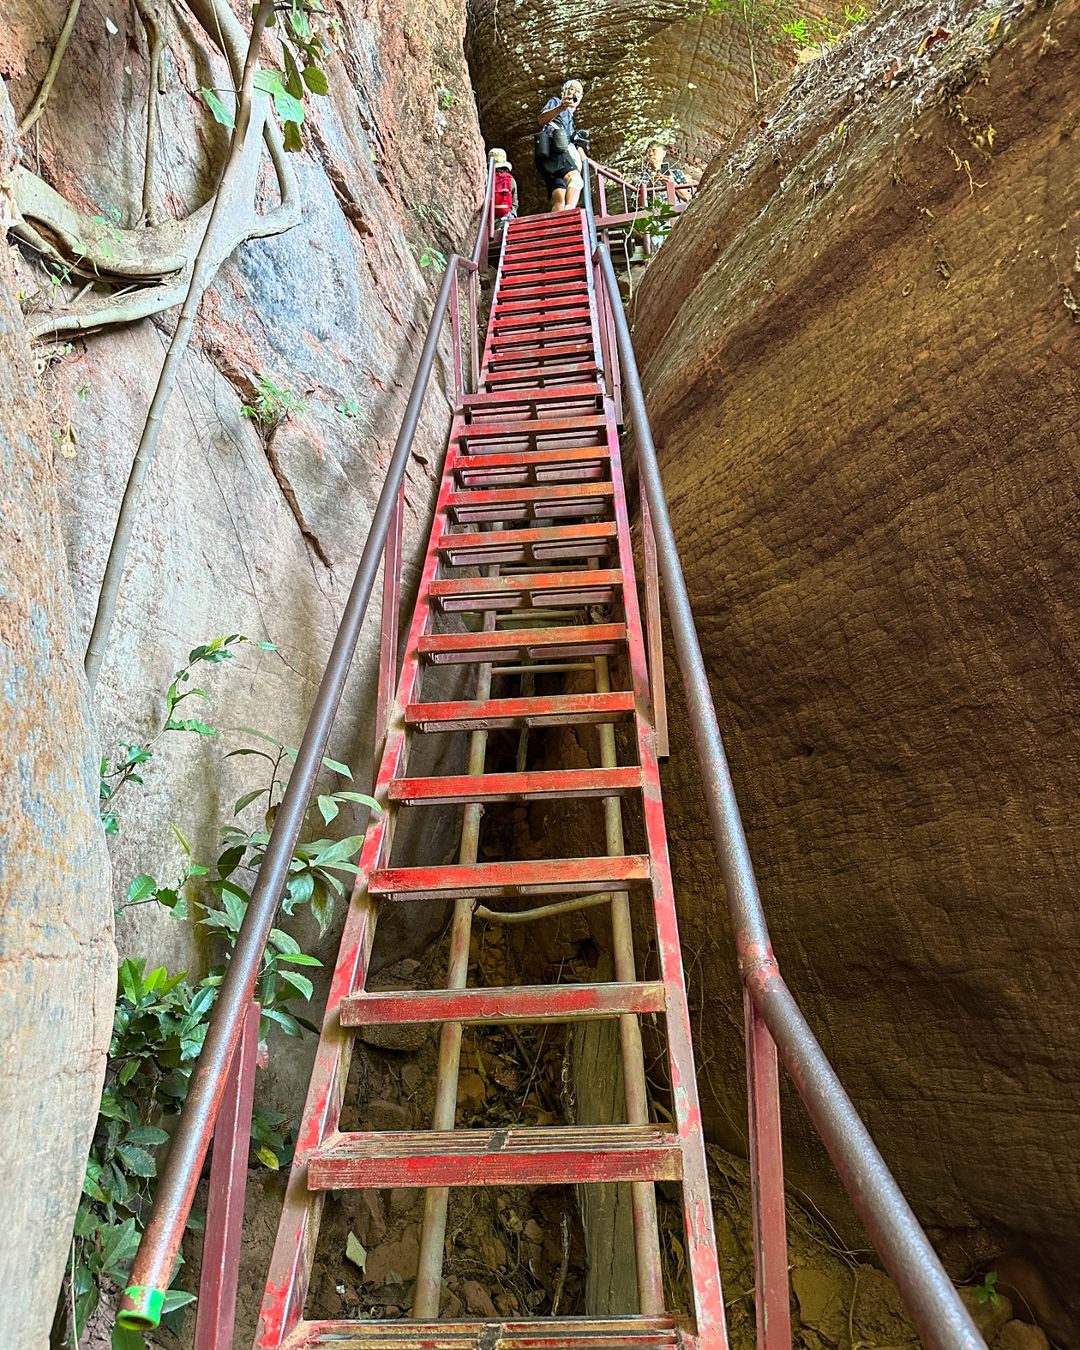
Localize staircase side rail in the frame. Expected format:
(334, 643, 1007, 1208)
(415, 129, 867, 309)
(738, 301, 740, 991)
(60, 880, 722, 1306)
(117, 171, 495, 1332)
(583, 159, 982, 1350)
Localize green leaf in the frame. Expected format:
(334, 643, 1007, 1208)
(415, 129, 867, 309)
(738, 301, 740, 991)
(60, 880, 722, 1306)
(124, 1124, 169, 1146)
(262, 1006, 304, 1037)
(346, 1231, 367, 1269)
(317, 794, 339, 824)
(256, 1145, 281, 1169)
(118, 958, 144, 1004)
(322, 755, 353, 780)
(234, 788, 267, 814)
(161, 1290, 197, 1313)
(217, 844, 248, 877)
(268, 927, 301, 954)
(117, 1059, 139, 1085)
(126, 874, 156, 905)
(312, 835, 365, 868)
(171, 822, 192, 855)
(256, 640, 277, 650)
(303, 64, 329, 95)
(115, 1143, 156, 1177)
(334, 791, 381, 812)
(200, 87, 236, 129)
(102, 810, 119, 835)
(282, 43, 304, 99)
(165, 717, 217, 736)
(278, 952, 322, 966)
(112, 1321, 146, 1350)
(280, 970, 314, 1000)
(283, 118, 303, 152)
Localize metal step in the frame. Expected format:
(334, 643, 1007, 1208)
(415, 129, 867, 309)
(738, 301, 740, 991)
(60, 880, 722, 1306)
(454, 446, 611, 488)
(418, 622, 625, 664)
(489, 328, 593, 353)
(369, 854, 652, 900)
(447, 482, 614, 523)
(491, 307, 593, 333)
(307, 1124, 681, 1189)
(388, 765, 642, 806)
(430, 567, 621, 611)
(459, 414, 606, 445)
(404, 690, 636, 732)
(495, 289, 590, 314)
(339, 980, 666, 1026)
(283, 1316, 686, 1350)
(462, 381, 601, 409)
(437, 521, 617, 566)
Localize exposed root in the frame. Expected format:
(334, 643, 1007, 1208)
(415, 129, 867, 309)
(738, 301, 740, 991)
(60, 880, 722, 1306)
(133, 0, 168, 226)
(16, 0, 83, 139)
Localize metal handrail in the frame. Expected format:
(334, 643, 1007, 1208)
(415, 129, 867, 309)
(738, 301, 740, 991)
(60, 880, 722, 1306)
(117, 171, 497, 1332)
(581, 157, 983, 1350)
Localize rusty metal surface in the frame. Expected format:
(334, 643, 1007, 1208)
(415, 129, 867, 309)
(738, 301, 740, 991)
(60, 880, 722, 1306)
(339, 981, 667, 1026)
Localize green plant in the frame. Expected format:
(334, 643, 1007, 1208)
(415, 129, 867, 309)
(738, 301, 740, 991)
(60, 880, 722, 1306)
(98, 634, 273, 835)
(241, 374, 308, 426)
(414, 203, 445, 228)
(335, 396, 366, 420)
(971, 1272, 1003, 1308)
(436, 86, 457, 112)
(409, 242, 447, 273)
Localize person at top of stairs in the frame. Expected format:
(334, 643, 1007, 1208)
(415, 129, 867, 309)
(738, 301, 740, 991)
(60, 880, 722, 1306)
(488, 148, 519, 220)
(535, 78, 587, 211)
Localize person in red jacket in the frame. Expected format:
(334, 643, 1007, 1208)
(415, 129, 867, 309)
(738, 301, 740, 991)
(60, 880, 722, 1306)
(489, 148, 519, 221)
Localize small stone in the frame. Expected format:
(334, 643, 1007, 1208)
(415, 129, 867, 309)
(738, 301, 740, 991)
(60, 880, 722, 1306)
(496, 1292, 519, 1315)
(440, 1289, 464, 1318)
(344, 1190, 386, 1247)
(994, 1322, 1050, 1350)
(792, 1266, 847, 1342)
(960, 1287, 1013, 1342)
(462, 1280, 498, 1318)
(389, 1187, 419, 1217)
(523, 1218, 545, 1246)
(365, 1098, 413, 1131)
(364, 1229, 421, 1285)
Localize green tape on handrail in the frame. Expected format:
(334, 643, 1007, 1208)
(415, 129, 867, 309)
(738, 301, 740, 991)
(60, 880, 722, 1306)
(118, 1286, 164, 1330)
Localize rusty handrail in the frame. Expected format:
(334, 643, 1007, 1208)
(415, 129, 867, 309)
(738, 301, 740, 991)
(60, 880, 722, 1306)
(582, 159, 982, 1350)
(118, 173, 495, 1332)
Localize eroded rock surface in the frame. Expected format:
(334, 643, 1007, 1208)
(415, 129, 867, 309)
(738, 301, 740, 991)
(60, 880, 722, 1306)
(0, 88, 113, 1350)
(633, 0, 1079, 1321)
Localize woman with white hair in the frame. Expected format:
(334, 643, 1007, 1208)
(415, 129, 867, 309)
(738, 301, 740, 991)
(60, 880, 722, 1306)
(535, 79, 586, 211)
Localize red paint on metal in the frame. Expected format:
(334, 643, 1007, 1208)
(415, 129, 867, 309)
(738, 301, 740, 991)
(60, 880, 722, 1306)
(194, 1001, 259, 1350)
(388, 764, 642, 805)
(370, 854, 652, 901)
(404, 690, 636, 732)
(340, 980, 666, 1026)
(307, 1124, 682, 1189)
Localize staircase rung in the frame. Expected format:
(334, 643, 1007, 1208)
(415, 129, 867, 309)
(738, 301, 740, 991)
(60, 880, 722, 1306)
(307, 1123, 680, 1189)
(429, 567, 621, 611)
(340, 980, 666, 1026)
(492, 312, 593, 336)
(405, 690, 636, 732)
(483, 365, 600, 390)
(284, 1317, 684, 1349)
(388, 766, 642, 806)
(455, 446, 610, 488)
(495, 290, 590, 314)
(460, 414, 606, 443)
(504, 244, 587, 264)
(462, 382, 601, 408)
(499, 271, 588, 291)
(418, 622, 626, 664)
(489, 328, 593, 353)
(370, 854, 652, 900)
(438, 521, 617, 566)
(448, 482, 614, 523)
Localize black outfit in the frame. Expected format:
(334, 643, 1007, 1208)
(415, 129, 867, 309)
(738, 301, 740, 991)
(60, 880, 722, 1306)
(535, 97, 581, 194)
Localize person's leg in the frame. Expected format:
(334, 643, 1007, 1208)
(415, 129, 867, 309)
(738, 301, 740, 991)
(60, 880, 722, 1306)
(550, 186, 567, 211)
(564, 170, 583, 209)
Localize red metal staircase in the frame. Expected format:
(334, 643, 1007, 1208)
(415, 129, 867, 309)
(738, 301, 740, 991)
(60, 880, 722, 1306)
(118, 162, 984, 1350)
(255, 208, 725, 1349)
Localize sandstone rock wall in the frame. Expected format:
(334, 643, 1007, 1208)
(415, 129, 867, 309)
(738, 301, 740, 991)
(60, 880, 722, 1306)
(632, 0, 1079, 1321)
(0, 90, 114, 1350)
(1, 0, 483, 1336)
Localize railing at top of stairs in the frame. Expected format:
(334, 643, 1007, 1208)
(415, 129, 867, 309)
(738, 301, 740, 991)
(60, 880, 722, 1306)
(114, 151, 982, 1350)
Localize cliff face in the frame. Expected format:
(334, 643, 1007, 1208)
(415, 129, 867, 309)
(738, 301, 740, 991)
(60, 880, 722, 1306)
(632, 0, 1079, 1319)
(1, 0, 482, 1340)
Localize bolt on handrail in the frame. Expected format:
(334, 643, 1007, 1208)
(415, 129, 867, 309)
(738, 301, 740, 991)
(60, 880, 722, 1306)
(582, 156, 983, 1350)
(117, 169, 496, 1333)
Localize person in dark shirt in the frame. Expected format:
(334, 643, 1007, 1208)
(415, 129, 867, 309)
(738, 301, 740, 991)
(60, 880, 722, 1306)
(535, 79, 586, 211)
